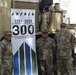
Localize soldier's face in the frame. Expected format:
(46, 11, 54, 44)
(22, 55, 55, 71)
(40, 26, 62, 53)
(4, 34, 11, 41)
(42, 32, 48, 39)
(60, 26, 67, 32)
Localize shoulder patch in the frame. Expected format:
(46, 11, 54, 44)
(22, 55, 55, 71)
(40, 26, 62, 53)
(0, 43, 6, 49)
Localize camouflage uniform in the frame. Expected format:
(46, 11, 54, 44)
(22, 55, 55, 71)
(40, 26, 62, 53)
(54, 31, 75, 75)
(0, 39, 13, 75)
(36, 37, 55, 75)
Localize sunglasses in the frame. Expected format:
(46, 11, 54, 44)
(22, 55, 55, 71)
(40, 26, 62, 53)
(42, 32, 48, 34)
(60, 26, 66, 28)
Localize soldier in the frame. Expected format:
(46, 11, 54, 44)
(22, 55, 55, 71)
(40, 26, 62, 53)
(36, 29, 55, 75)
(54, 23, 75, 75)
(0, 31, 13, 75)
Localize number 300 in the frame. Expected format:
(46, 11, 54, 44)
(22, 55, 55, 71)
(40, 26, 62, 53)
(12, 25, 34, 35)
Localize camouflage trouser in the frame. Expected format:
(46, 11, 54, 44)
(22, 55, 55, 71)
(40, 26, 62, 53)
(57, 57, 74, 75)
(0, 65, 2, 75)
(38, 60, 54, 75)
(0, 66, 12, 75)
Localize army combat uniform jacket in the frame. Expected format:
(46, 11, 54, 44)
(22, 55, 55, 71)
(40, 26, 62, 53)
(54, 31, 75, 58)
(0, 39, 13, 75)
(36, 37, 55, 75)
(54, 31, 75, 75)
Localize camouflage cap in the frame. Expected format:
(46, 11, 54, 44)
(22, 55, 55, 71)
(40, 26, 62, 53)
(42, 29, 48, 33)
(60, 23, 67, 27)
(4, 31, 12, 35)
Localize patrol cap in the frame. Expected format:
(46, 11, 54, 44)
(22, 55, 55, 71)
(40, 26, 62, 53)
(60, 23, 67, 27)
(42, 28, 48, 33)
(4, 31, 12, 35)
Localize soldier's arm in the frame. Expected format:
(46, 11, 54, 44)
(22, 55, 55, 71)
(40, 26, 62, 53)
(0, 44, 4, 64)
(36, 41, 39, 53)
(52, 39, 56, 56)
(53, 34, 58, 60)
(36, 39, 40, 54)
(53, 34, 57, 52)
(54, 33, 57, 44)
(52, 39, 56, 50)
(36, 40, 41, 69)
(71, 33, 76, 48)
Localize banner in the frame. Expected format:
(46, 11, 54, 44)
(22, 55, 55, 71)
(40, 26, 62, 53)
(11, 9, 38, 75)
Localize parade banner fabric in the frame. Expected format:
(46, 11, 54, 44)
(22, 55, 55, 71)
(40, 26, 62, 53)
(11, 9, 38, 75)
